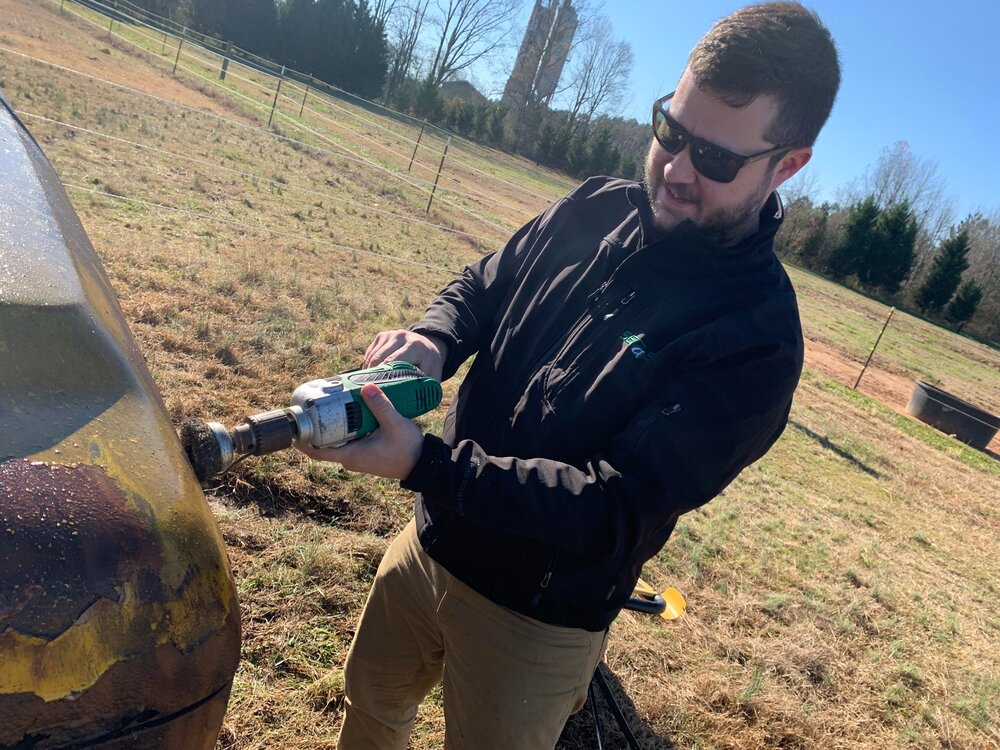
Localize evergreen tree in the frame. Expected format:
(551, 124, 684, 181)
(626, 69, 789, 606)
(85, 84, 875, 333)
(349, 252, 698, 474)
(587, 128, 620, 175)
(858, 200, 917, 293)
(445, 99, 474, 136)
(947, 280, 983, 327)
(827, 196, 879, 278)
(412, 79, 444, 122)
(916, 228, 972, 312)
(486, 104, 506, 143)
(546, 126, 572, 170)
(278, 0, 387, 99)
(619, 155, 638, 181)
(566, 129, 591, 176)
(536, 122, 557, 164)
(797, 204, 834, 269)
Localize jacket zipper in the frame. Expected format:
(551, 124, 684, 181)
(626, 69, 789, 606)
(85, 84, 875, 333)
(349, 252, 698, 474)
(510, 243, 648, 404)
(531, 549, 561, 605)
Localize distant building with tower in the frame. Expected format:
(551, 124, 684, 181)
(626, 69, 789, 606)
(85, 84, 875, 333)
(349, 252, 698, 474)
(502, 0, 578, 110)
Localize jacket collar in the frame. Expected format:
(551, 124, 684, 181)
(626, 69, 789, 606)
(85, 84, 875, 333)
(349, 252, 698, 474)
(627, 182, 784, 259)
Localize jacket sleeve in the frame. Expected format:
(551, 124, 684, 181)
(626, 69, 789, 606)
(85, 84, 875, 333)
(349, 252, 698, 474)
(409, 199, 566, 381)
(401, 339, 802, 562)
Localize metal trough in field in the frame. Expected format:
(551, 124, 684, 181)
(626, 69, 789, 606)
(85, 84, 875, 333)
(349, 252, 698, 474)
(906, 381, 1000, 451)
(0, 92, 240, 748)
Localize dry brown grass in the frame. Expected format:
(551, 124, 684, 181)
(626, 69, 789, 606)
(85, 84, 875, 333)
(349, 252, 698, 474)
(3, 1, 999, 747)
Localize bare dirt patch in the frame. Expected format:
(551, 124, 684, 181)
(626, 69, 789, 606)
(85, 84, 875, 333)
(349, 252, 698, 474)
(805, 338, 1000, 454)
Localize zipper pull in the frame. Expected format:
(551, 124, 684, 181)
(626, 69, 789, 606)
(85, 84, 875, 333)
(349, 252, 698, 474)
(587, 281, 610, 307)
(603, 289, 637, 320)
(539, 571, 552, 588)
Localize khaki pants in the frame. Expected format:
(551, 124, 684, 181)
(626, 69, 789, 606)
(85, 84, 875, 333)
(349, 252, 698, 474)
(337, 520, 607, 750)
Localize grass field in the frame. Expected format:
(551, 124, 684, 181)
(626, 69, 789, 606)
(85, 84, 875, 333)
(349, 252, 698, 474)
(3, 1, 999, 747)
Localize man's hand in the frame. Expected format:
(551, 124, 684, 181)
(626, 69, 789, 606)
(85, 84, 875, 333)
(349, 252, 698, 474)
(296, 383, 424, 480)
(364, 330, 448, 382)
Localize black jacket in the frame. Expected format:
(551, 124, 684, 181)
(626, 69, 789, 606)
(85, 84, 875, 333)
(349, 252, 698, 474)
(401, 177, 803, 631)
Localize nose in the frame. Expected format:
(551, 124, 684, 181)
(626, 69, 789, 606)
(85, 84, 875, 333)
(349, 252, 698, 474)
(662, 142, 696, 183)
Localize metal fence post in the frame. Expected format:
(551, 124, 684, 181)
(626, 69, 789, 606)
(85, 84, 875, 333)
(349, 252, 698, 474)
(220, 41, 233, 81)
(161, 30, 167, 54)
(426, 136, 451, 213)
(108, 0, 119, 36)
(299, 76, 313, 118)
(268, 66, 285, 127)
(408, 120, 426, 173)
(854, 307, 895, 389)
(172, 29, 185, 75)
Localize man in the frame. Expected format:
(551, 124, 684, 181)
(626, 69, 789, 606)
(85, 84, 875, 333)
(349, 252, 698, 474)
(301, 3, 840, 747)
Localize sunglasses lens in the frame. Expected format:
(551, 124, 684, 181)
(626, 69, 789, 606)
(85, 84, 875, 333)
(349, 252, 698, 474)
(653, 110, 685, 154)
(690, 143, 742, 183)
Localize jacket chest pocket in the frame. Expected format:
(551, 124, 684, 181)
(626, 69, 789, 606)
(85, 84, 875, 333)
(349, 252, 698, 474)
(540, 293, 659, 424)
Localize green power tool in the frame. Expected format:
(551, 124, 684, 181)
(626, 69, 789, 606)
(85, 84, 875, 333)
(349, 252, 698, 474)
(180, 361, 442, 483)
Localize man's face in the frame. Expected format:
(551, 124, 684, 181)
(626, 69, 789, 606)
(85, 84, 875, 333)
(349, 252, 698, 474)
(644, 69, 810, 246)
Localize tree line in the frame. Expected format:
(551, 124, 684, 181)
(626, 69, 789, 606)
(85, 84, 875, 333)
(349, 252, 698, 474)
(131, 0, 640, 178)
(776, 142, 997, 341)
(132, 0, 389, 97)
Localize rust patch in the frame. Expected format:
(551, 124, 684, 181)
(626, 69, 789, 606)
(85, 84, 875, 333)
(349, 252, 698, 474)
(0, 458, 164, 639)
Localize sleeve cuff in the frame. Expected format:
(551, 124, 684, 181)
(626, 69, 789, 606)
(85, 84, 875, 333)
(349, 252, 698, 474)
(401, 433, 452, 494)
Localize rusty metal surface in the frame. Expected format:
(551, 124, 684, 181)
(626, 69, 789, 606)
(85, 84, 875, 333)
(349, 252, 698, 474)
(0, 93, 241, 747)
(1, 460, 165, 639)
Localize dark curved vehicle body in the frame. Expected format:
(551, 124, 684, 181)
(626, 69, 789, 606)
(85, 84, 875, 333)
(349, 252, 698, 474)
(0, 92, 240, 748)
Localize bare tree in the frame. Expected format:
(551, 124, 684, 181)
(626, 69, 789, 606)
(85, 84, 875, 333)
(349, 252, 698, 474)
(425, 0, 524, 86)
(558, 16, 633, 131)
(841, 141, 955, 238)
(371, 0, 397, 30)
(965, 207, 1000, 286)
(961, 208, 1000, 338)
(778, 166, 822, 207)
(384, 0, 432, 98)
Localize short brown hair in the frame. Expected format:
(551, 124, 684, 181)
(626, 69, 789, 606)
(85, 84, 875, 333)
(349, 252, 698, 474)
(687, 2, 840, 147)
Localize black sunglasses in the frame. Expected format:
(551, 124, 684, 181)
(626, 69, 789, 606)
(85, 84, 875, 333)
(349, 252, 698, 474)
(652, 92, 790, 183)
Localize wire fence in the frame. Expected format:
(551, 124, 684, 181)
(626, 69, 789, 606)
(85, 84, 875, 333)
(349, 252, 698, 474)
(0, 41, 514, 240)
(54, 0, 565, 209)
(15, 110, 500, 245)
(62, 183, 464, 276)
(47, 0, 541, 234)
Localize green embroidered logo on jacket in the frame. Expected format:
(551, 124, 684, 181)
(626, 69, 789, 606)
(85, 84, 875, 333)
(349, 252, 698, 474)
(621, 331, 656, 361)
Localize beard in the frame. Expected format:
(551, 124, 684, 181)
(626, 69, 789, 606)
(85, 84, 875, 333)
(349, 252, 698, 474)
(644, 152, 774, 247)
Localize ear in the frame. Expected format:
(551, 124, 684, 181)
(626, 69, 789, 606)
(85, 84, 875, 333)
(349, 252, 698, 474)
(769, 147, 812, 193)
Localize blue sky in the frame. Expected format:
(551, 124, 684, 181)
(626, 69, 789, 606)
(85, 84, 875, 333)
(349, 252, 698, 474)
(474, 1, 999, 221)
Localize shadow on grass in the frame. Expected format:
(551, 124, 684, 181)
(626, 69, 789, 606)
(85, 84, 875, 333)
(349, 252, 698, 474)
(787, 420, 883, 478)
(205, 466, 348, 524)
(558, 664, 676, 749)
